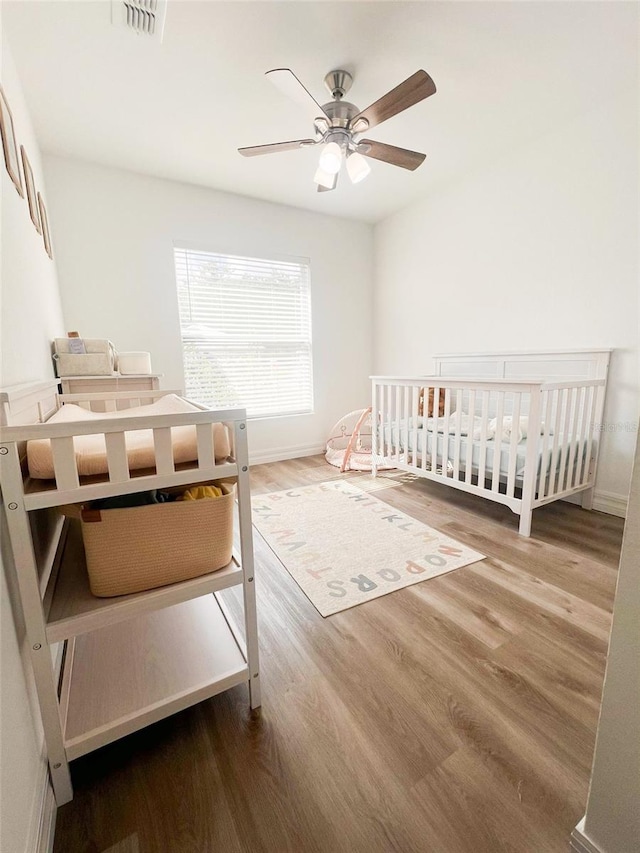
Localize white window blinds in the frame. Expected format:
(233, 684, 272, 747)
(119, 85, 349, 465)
(174, 248, 314, 418)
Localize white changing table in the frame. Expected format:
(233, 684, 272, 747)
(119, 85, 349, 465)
(0, 381, 260, 805)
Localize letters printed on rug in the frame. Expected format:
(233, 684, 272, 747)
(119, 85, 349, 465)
(253, 481, 485, 616)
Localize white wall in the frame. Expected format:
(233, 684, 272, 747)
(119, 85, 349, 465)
(43, 156, 374, 462)
(576, 436, 640, 852)
(0, 33, 65, 853)
(373, 87, 638, 505)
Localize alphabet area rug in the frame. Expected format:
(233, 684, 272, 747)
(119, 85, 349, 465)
(252, 480, 485, 617)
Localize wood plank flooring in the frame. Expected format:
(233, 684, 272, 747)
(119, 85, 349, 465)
(53, 456, 624, 853)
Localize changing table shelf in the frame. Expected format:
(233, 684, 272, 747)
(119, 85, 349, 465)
(22, 460, 240, 511)
(62, 595, 247, 760)
(46, 521, 244, 642)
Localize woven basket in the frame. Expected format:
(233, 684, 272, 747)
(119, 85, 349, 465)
(62, 482, 235, 597)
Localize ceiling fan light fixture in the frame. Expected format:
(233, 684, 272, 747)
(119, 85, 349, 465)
(346, 151, 371, 184)
(318, 141, 343, 175)
(314, 166, 337, 189)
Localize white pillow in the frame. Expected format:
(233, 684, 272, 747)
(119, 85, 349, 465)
(490, 416, 548, 443)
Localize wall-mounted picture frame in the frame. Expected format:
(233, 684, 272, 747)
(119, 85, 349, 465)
(20, 146, 42, 235)
(0, 85, 24, 198)
(37, 192, 53, 259)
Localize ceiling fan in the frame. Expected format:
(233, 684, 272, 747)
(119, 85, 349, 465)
(238, 68, 436, 192)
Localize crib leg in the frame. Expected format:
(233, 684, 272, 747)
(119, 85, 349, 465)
(518, 510, 533, 537)
(581, 487, 594, 510)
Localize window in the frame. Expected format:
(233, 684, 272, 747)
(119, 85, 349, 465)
(174, 247, 313, 418)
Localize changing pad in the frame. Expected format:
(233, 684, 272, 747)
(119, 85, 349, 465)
(27, 394, 231, 480)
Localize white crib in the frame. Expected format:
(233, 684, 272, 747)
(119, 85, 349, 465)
(371, 350, 611, 536)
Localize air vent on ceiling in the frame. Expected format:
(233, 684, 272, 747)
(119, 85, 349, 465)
(111, 0, 167, 42)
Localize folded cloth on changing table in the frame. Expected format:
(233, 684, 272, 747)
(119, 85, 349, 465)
(27, 394, 231, 479)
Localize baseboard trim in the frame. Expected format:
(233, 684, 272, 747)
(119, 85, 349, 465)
(570, 818, 603, 853)
(249, 444, 324, 466)
(593, 489, 628, 518)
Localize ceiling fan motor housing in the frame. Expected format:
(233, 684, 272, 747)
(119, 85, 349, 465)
(321, 100, 360, 130)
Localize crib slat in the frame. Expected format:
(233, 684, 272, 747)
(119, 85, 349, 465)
(378, 383, 383, 469)
(430, 386, 440, 474)
(385, 385, 395, 460)
(564, 388, 580, 491)
(477, 391, 489, 487)
(421, 386, 428, 472)
(465, 389, 476, 485)
(491, 392, 505, 492)
(582, 385, 599, 486)
(196, 423, 215, 470)
(380, 384, 385, 461)
(371, 383, 378, 471)
(389, 385, 400, 464)
(403, 386, 409, 467)
(574, 385, 591, 486)
(557, 387, 575, 492)
(395, 384, 401, 465)
(506, 392, 522, 498)
(105, 431, 130, 483)
(380, 383, 386, 462)
(51, 436, 80, 491)
(389, 385, 402, 465)
(539, 390, 553, 498)
(411, 386, 419, 467)
(452, 390, 463, 480)
(441, 386, 451, 478)
(153, 427, 175, 475)
(571, 386, 586, 488)
(104, 399, 117, 413)
(548, 389, 564, 496)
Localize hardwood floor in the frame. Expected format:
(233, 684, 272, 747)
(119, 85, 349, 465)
(53, 456, 624, 853)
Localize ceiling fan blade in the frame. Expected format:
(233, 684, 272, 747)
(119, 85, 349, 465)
(350, 70, 436, 132)
(266, 68, 330, 122)
(357, 139, 426, 171)
(238, 139, 318, 157)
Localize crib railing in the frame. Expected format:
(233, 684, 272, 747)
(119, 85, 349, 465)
(535, 380, 605, 506)
(371, 375, 606, 535)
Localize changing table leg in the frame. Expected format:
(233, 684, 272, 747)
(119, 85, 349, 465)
(1, 446, 73, 803)
(234, 421, 261, 710)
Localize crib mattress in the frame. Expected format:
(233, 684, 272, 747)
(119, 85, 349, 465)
(27, 394, 231, 480)
(384, 423, 588, 482)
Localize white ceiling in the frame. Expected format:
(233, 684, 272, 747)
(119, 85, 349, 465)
(4, 1, 637, 223)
